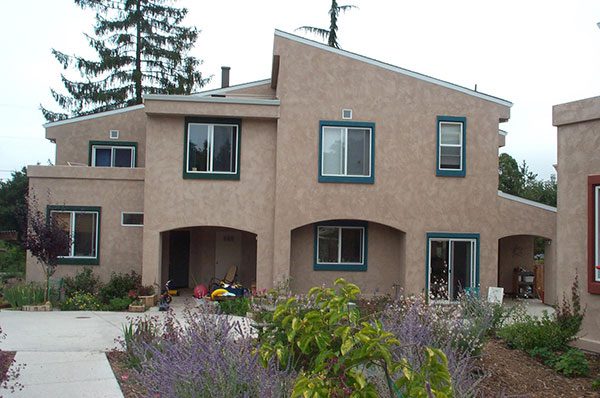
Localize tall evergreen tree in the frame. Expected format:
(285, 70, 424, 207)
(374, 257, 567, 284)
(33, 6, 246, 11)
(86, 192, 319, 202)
(41, 0, 209, 122)
(297, 0, 356, 49)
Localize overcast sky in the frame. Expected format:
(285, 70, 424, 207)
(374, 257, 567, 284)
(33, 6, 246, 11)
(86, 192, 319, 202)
(1, 0, 599, 181)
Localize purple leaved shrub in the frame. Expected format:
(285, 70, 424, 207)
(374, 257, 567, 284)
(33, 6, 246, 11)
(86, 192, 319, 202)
(380, 294, 494, 397)
(120, 307, 294, 398)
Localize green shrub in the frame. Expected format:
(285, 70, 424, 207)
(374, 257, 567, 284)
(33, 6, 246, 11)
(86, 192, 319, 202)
(553, 349, 590, 377)
(3, 283, 45, 308)
(498, 313, 573, 352)
(106, 296, 133, 311)
(555, 274, 584, 342)
(99, 271, 141, 303)
(217, 297, 250, 316)
(528, 346, 558, 366)
(0, 241, 25, 274)
(63, 268, 101, 298)
(592, 378, 600, 390)
(61, 291, 102, 311)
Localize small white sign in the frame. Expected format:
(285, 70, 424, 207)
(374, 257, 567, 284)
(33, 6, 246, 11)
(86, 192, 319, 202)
(487, 287, 504, 304)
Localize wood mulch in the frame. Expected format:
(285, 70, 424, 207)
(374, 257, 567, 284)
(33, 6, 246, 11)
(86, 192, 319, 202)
(107, 340, 600, 397)
(478, 339, 600, 397)
(0, 351, 15, 383)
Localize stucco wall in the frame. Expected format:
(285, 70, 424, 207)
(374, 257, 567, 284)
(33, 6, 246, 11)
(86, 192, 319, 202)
(269, 34, 555, 297)
(141, 115, 277, 289)
(554, 97, 600, 351)
(26, 166, 144, 283)
(46, 107, 146, 167)
(290, 222, 405, 294)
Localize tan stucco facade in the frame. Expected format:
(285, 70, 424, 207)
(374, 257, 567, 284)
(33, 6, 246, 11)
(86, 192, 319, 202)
(554, 96, 600, 352)
(27, 31, 555, 300)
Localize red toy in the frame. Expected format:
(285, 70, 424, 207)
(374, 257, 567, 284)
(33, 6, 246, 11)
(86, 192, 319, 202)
(193, 284, 208, 299)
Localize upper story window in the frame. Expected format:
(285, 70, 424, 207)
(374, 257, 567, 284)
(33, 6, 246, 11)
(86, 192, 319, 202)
(48, 205, 101, 265)
(184, 118, 240, 180)
(318, 121, 375, 184)
(436, 116, 466, 177)
(121, 212, 144, 227)
(314, 221, 367, 271)
(89, 141, 137, 168)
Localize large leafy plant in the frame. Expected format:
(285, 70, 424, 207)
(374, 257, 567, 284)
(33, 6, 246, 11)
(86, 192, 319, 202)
(259, 278, 453, 397)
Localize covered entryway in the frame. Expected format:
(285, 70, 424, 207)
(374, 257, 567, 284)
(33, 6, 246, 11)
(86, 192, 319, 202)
(160, 226, 257, 290)
(498, 234, 551, 300)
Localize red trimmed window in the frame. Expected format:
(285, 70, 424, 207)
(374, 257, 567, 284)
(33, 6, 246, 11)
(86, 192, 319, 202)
(588, 175, 600, 294)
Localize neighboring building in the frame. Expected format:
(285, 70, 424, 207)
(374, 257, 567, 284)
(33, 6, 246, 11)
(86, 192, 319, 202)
(27, 30, 556, 300)
(554, 96, 600, 352)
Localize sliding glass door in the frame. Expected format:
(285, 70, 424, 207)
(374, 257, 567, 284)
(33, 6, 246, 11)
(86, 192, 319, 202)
(427, 234, 478, 301)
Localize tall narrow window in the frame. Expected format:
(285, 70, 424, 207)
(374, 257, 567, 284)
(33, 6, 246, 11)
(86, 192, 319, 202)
(319, 121, 375, 184)
(314, 221, 367, 271)
(588, 176, 600, 294)
(184, 118, 240, 180)
(48, 206, 101, 265)
(436, 116, 466, 177)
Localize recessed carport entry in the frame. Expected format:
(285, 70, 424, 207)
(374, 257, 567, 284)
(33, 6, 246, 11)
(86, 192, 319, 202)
(160, 227, 257, 289)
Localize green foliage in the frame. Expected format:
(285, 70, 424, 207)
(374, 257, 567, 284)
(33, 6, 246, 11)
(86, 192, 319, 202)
(63, 267, 101, 298)
(61, 291, 102, 311)
(107, 296, 133, 311)
(41, 0, 209, 121)
(555, 274, 584, 341)
(497, 313, 573, 352)
(0, 167, 27, 236)
(498, 153, 556, 207)
(0, 241, 25, 281)
(592, 378, 600, 390)
(297, 0, 356, 49)
(2, 283, 45, 308)
(553, 349, 590, 377)
(122, 317, 160, 369)
(259, 278, 453, 397)
(99, 271, 141, 303)
(217, 297, 250, 317)
(528, 346, 558, 367)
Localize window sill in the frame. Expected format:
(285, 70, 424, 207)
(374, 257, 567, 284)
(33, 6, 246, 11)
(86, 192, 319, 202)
(314, 264, 367, 271)
(183, 172, 240, 180)
(436, 169, 465, 178)
(57, 257, 99, 266)
(318, 175, 374, 184)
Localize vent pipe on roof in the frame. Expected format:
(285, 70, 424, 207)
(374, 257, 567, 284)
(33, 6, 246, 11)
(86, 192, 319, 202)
(221, 66, 230, 88)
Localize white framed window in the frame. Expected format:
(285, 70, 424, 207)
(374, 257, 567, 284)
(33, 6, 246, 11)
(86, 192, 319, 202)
(91, 144, 135, 168)
(321, 126, 372, 178)
(186, 123, 239, 175)
(109, 130, 119, 139)
(50, 208, 99, 261)
(438, 121, 463, 171)
(595, 186, 600, 282)
(317, 226, 365, 265)
(342, 109, 353, 119)
(121, 212, 144, 227)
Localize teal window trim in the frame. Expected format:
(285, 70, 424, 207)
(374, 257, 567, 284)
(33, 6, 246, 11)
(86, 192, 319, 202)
(88, 141, 138, 167)
(425, 232, 480, 298)
(318, 120, 375, 184)
(183, 117, 241, 180)
(313, 220, 368, 271)
(436, 116, 466, 177)
(47, 205, 101, 266)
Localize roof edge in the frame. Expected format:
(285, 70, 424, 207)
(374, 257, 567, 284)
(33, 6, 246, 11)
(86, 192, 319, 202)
(274, 29, 513, 108)
(193, 78, 272, 97)
(143, 95, 280, 106)
(43, 105, 145, 129)
(498, 191, 557, 213)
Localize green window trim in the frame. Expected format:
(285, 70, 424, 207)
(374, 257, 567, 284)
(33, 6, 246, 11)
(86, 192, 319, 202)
(47, 205, 101, 266)
(88, 141, 138, 167)
(425, 232, 480, 299)
(183, 117, 241, 180)
(436, 116, 466, 177)
(318, 120, 375, 184)
(313, 220, 368, 271)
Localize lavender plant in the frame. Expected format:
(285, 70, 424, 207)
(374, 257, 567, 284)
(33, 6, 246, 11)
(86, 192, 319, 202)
(0, 325, 24, 396)
(120, 308, 294, 398)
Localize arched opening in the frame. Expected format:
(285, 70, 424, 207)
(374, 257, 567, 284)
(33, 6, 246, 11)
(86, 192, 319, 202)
(498, 234, 551, 300)
(160, 226, 257, 291)
(289, 219, 405, 295)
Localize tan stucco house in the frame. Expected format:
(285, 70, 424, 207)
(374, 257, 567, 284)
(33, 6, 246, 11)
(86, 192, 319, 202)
(553, 96, 600, 352)
(27, 30, 556, 301)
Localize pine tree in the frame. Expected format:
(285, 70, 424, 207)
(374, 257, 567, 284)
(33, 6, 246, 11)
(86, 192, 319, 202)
(41, 0, 209, 122)
(297, 0, 356, 49)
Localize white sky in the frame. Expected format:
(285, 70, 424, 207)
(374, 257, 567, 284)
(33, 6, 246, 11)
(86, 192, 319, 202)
(1, 0, 600, 181)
